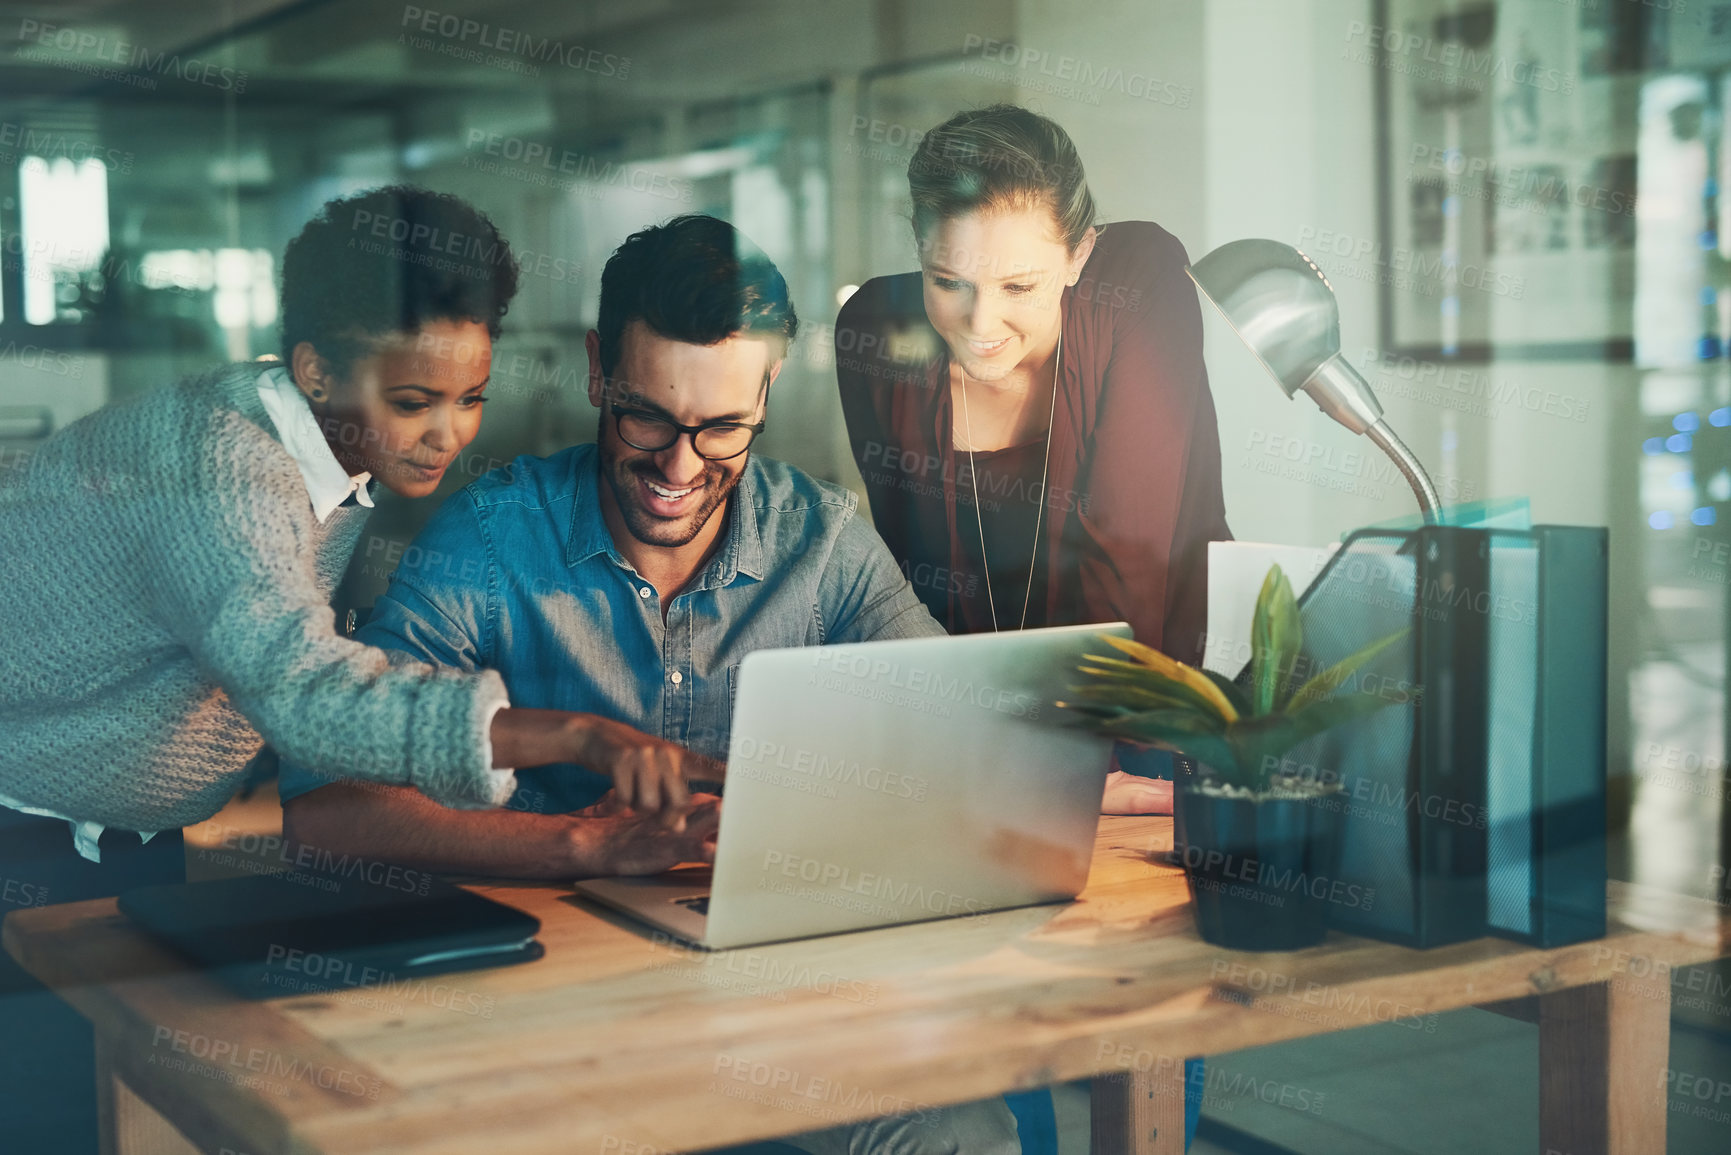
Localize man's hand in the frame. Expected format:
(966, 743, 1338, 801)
(1101, 770, 1173, 816)
(569, 792, 722, 877)
(569, 716, 725, 830)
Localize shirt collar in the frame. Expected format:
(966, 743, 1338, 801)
(254, 366, 374, 524)
(722, 464, 766, 582)
(565, 445, 765, 585)
(566, 449, 622, 568)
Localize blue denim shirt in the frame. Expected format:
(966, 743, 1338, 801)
(279, 443, 944, 814)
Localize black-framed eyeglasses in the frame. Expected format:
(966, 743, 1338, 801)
(610, 387, 767, 461)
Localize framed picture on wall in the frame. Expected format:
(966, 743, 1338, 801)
(1373, 0, 1642, 360)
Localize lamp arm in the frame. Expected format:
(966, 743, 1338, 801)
(1298, 353, 1443, 522)
(1366, 419, 1443, 522)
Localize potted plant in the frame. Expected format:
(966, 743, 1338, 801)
(1058, 565, 1408, 950)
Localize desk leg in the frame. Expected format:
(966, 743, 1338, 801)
(1539, 979, 1670, 1155)
(96, 1038, 119, 1155)
(1090, 1064, 1187, 1155)
(94, 1039, 200, 1155)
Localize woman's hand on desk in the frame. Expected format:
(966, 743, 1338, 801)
(1100, 770, 1173, 816)
(490, 709, 722, 831)
(568, 791, 722, 878)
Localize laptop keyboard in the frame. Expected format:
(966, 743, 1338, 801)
(673, 895, 710, 916)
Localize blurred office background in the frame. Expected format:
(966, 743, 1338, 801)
(0, 0, 1727, 1151)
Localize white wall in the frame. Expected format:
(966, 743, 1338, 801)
(1014, 0, 1207, 250)
(1202, 0, 1389, 549)
(1198, 0, 1619, 545)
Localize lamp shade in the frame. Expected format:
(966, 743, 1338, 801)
(1187, 238, 1442, 518)
(1186, 238, 1342, 398)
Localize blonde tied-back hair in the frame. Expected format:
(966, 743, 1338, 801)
(908, 104, 1099, 254)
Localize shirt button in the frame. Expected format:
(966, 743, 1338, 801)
(639, 586, 652, 599)
(669, 671, 684, 685)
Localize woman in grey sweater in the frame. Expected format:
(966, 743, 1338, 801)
(0, 186, 709, 1153)
(0, 185, 704, 859)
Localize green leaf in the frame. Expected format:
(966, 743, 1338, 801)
(1201, 669, 1254, 719)
(1285, 688, 1403, 743)
(1076, 657, 1176, 678)
(1095, 705, 1228, 740)
(1060, 570, 1413, 797)
(1095, 709, 1238, 775)
(1066, 676, 1233, 713)
(1061, 683, 1198, 714)
(1282, 628, 1411, 715)
(1053, 701, 1131, 722)
(1074, 657, 1233, 724)
(1222, 713, 1303, 791)
(1098, 636, 1240, 723)
(1250, 565, 1302, 716)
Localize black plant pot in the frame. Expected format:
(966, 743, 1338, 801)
(1167, 754, 1198, 865)
(1176, 783, 1346, 951)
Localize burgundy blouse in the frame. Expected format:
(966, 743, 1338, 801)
(835, 220, 1232, 664)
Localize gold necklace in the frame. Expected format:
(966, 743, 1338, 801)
(958, 329, 1061, 633)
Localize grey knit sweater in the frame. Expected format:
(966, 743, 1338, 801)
(0, 363, 513, 832)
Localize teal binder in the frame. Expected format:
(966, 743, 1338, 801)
(1276, 523, 1606, 948)
(1484, 526, 1608, 947)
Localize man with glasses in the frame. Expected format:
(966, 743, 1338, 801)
(277, 213, 945, 879)
(279, 216, 1021, 1154)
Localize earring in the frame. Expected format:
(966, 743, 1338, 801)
(308, 387, 327, 402)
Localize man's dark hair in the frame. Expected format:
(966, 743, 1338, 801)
(596, 214, 798, 381)
(279, 185, 520, 378)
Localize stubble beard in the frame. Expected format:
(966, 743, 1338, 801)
(604, 454, 741, 548)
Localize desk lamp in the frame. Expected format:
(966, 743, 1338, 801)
(1187, 238, 1442, 521)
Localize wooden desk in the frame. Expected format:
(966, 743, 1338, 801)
(5, 816, 1728, 1155)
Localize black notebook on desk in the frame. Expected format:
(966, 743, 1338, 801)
(119, 870, 544, 1000)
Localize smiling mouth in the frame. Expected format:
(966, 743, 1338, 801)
(967, 336, 1012, 355)
(639, 474, 704, 514)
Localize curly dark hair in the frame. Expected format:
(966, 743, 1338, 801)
(596, 214, 797, 380)
(279, 185, 520, 378)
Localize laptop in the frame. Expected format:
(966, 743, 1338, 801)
(572, 622, 1130, 949)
